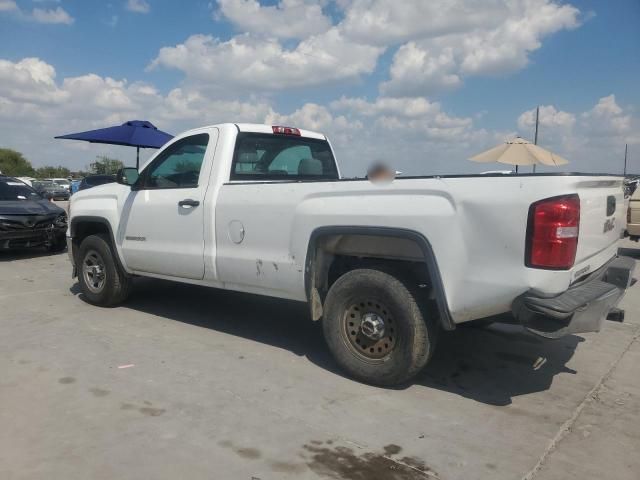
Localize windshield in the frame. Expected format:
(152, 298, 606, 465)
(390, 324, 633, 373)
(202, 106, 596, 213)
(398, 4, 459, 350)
(54, 179, 70, 186)
(84, 175, 115, 186)
(0, 179, 42, 201)
(231, 133, 339, 181)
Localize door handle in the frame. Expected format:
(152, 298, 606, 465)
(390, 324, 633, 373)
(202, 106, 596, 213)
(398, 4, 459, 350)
(178, 199, 200, 208)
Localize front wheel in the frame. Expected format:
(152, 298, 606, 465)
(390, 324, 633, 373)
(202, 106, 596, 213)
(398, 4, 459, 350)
(77, 234, 132, 307)
(322, 268, 437, 386)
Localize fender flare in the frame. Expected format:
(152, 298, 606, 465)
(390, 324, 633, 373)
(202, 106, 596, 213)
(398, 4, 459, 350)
(304, 226, 455, 330)
(70, 216, 128, 274)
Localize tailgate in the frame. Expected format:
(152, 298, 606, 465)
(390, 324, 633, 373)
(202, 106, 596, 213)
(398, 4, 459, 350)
(573, 177, 624, 274)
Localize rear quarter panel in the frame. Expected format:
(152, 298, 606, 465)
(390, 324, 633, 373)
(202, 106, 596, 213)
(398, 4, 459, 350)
(215, 175, 623, 323)
(431, 175, 623, 321)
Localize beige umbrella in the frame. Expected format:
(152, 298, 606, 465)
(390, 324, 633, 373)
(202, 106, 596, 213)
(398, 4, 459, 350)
(470, 137, 568, 172)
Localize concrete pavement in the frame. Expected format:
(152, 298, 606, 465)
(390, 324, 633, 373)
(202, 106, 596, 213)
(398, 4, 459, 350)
(0, 240, 638, 480)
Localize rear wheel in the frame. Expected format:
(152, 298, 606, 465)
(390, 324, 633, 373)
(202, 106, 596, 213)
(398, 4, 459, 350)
(77, 234, 132, 306)
(322, 268, 437, 386)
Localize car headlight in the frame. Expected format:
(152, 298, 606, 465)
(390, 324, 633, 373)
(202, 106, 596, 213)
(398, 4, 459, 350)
(54, 213, 67, 227)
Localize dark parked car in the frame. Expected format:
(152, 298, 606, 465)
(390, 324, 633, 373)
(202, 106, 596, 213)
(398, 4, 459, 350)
(0, 175, 67, 251)
(78, 174, 116, 191)
(32, 180, 70, 201)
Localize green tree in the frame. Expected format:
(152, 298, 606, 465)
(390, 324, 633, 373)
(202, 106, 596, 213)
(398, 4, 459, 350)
(0, 148, 35, 177)
(35, 166, 71, 178)
(90, 156, 123, 175)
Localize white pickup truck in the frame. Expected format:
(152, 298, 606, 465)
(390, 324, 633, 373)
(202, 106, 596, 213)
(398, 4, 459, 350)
(67, 123, 635, 386)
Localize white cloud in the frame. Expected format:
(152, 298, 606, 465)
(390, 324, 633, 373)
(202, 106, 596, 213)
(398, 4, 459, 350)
(31, 6, 74, 24)
(324, 95, 490, 175)
(126, 0, 150, 14)
(514, 95, 639, 173)
(518, 105, 576, 131)
(381, 42, 463, 95)
(149, 0, 580, 98)
(217, 0, 332, 39)
(517, 96, 635, 146)
(339, 0, 510, 46)
(0, 0, 18, 12)
(516, 105, 576, 156)
(0, 1, 74, 25)
(150, 30, 382, 91)
(0, 57, 280, 169)
(581, 94, 633, 139)
(1, 56, 636, 176)
(332, 96, 473, 130)
(381, 0, 580, 96)
(266, 102, 361, 147)
(268, 103, 351, 131)
(0, 57, 68, 104)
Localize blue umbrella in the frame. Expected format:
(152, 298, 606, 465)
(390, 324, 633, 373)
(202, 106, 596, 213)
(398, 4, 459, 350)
(55, 120, 173, 169)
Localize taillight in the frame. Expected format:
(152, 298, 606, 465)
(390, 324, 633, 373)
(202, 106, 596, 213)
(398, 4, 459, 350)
(272, 126, 301, 136)
(526, 194, 580, 270)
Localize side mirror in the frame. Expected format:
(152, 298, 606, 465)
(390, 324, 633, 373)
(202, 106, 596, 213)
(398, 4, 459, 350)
(116, 167, 140, 188)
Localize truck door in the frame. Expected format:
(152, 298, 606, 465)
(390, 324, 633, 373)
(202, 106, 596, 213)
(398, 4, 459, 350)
(119, 131, 217, 280)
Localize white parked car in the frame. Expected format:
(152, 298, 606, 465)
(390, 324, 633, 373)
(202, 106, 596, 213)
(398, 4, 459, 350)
(48, 178, 72, 191)
(15, 176, 36, 187)
(67, 123, 635, 385)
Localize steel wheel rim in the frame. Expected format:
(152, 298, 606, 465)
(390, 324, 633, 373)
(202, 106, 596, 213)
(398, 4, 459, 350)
(342, 299, 397, 361)
(82, 250, 106, 294)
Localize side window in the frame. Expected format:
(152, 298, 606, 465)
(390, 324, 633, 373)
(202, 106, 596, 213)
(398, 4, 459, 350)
(143, 134, 209, 189)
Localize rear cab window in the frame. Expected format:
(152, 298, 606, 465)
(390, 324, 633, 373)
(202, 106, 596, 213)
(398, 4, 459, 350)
(231, 132, 339, 181)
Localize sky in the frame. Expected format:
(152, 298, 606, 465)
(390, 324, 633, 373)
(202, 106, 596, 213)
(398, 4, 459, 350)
(0, 0, 639, 176)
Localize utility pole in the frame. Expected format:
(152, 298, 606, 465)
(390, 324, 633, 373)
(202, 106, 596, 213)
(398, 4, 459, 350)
(623, 143, 628, 177)
(533, 106, 539, 173)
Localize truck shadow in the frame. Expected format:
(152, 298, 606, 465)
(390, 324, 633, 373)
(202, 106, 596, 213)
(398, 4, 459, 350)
(416, 325, 582, 406)
(0, 248, 67, 262)
(619, 247, 640, 259)
(85, 277, 582, 406)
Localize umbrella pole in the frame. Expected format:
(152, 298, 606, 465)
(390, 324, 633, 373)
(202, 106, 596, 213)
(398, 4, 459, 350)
(136, 147, 140, 170)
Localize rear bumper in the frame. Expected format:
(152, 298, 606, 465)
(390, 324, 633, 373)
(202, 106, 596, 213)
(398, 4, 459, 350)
(513, 256, 636, 338)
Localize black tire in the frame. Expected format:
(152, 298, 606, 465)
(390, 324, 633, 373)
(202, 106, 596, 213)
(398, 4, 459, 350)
(77, 234, 132, 307)
(322, 268, 437, 386)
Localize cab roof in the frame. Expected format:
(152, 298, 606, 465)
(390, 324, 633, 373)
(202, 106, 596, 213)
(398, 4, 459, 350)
(235, 123, 326, 140)
(180, 123, 326, 141)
